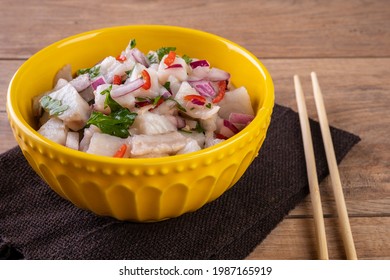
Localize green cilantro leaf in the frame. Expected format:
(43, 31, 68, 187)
(87, 109, 137, 138)
(129, 39, 136, 49)
(156, 46, 176, 61)
(76, 65, 100, 78)
(167, 97, 186, 112)
(99, 85, 122, 112)
(195, 121, 205, 133)
(40, 95, 69, 116)
(163, 81, 171, 91)
(182, 54, 192, 64)
(147, 52, 159, 64)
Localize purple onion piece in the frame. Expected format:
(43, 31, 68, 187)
(191, 99, 205, 106)
(91, 76, 106, 90)
(131, 48, 149, 67)
(190, 59, 210, 69)
(189, 80, 216, 97)
(229, 113, 255, 125)
(165, 64, 183, 69)
(223, 119, 240, 134)
(111, 77, 144, 98)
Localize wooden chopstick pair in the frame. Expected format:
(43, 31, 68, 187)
(294, 72, 357, 260)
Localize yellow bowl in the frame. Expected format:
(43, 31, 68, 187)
(6, 25, 274, 222)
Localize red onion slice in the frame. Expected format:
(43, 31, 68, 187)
(130, 48, 149, 67)
(189, 80, 216, 97)
(191, 99, 205, 106)
(223, 119, 240, 134)
(91, 76, 106, 90)
(165, 64, 183, 69)
(111, 77, 144, 98)
(229, 113, 255, 125)
(190, 59, 210, 69)
(161, 90, 172, 99)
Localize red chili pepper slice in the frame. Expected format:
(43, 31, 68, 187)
(154, 97, 164, 107)
(164, 51, 176, 66)
(116, 54, 127, 62)
(141, 70, 151, 90)
(113, 75, 122, 85)
(215, 133, 228, 140)
(184, 94, 206, 105)
(113, 144, 127, 158)
(212, 80, 227, 103)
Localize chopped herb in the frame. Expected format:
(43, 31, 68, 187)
(135, 97, 147, 102)
(87, 108, 137, 138)
(206, 103, 212, 109)
(182, 54, 192, 64)
(99, 85, 122, 112)
(135, 96, 162, 106)
(156, 46, 176, 61)
(76, 65, 100, 79)
(147, 52, 159, 64)
(167, 97, 187, 112)
(40, 95, 69, 116)
(129, 38, 136, 49)
(195, 121, 205, 133)
(76, 68, 90, 75)
(125, 68, 133, 77)
(179, 129, 192, 134)
(89, 65, 101, 79)
(152, 95, 162, 105)
(163, 81, 171, 91)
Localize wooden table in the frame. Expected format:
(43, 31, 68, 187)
(0, 0, 389, 260)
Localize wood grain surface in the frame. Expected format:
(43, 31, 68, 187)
(0, 0, 389, 259)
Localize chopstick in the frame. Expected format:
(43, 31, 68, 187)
(294, 75, 329, 260)
(294, 72, 358, 260)
(310, 72, 358, 260)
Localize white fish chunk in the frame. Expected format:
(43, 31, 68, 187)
(204, 131, 224, 148)
(69, 74, 90, 92)
(130, 132, 187, 157)
(157, 56, 188, 84)
(65, 131, 80, 150)
(86, 132, 129, 157)
(131, 111, 177, 135)
(37, 117, 68, 145)
(176, 138, 201, 154)
(48, 82, 91, 131)
(217, 86, 254, 120)
(79, 125, 100, 152)
(179, 131, 206, 148)
(175, 82, 220, 120)
(99, 56, 135, 84)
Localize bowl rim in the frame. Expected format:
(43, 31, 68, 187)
(7, 25, 274, 165)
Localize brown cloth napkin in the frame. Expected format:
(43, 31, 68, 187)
(0, 104, 360, 260)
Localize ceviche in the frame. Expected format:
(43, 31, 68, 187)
(33, 39, 255, 158)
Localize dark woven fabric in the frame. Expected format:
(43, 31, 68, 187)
(0, 104, 360, 259)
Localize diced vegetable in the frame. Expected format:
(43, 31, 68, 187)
(87, 108, 137, 139)
(164, 50, 176, 66)
(141, 70, 151, 90)
(113, 144, 128, 158)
